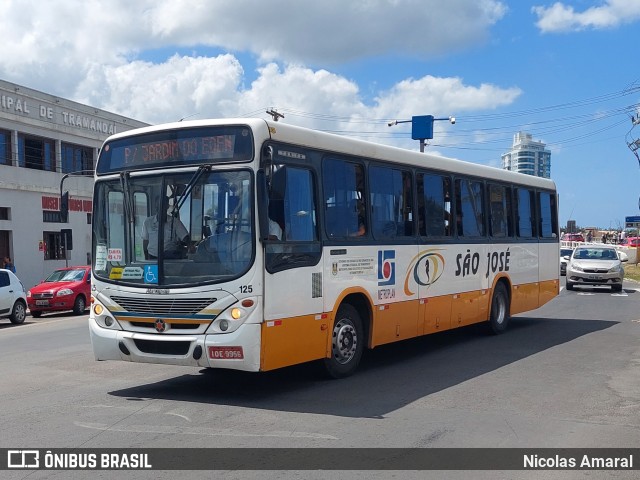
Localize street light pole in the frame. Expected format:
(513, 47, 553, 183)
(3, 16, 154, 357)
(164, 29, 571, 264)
(388, 115, 455, 152)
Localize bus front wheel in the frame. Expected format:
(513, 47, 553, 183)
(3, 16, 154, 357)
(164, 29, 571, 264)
(323, 303, 364, 379)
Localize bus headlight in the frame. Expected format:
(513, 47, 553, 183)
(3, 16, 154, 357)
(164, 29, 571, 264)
(91, 301, 121, 330)
(206, 298, 258, 334)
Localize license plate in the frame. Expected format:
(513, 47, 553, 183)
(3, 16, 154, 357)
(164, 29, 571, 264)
(35, 300, 49, 306)
(588, 275, 602, 280)
(209, 346, 244, 360)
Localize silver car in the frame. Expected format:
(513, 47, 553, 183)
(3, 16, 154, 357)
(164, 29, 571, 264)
(560, 247, 573, 276)
(565, 246, 626, 292)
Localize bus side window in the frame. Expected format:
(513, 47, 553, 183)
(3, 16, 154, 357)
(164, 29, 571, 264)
(515, 187, 535, 238)
(455, 178, 485, 238)
(323, 159, 365, 238)
(418, 172, 451, 238)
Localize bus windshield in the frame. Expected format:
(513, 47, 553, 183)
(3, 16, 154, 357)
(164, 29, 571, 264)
(92, 169, 254, 287)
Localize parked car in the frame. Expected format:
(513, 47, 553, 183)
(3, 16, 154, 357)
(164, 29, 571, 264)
(27, 266, 91, 317)
(560, 248, 573, 276)
(566, 246, 626, 292)
(0, 268, 27, 324)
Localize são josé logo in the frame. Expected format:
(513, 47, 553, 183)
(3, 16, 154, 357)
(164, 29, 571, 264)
(403, 249, 445, 296)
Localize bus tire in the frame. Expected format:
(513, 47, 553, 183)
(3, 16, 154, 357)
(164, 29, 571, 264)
(488, 282, 509, 335)
(323, 303, 364, 379)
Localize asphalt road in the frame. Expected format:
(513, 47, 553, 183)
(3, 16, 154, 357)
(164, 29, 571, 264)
(1, 280, 639, 479)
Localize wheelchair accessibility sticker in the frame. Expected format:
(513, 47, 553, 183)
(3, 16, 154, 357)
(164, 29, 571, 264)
(144, 265, 158, 284)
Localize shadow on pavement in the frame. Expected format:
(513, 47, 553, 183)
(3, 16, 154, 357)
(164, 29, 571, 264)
(110, 316, 616, 418)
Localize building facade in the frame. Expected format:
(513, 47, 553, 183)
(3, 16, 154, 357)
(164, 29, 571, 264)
(501, 131, 551, 178)
(0, 79, 148, 291)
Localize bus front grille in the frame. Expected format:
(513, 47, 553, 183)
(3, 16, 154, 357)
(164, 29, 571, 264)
(111, 296, 217, 315)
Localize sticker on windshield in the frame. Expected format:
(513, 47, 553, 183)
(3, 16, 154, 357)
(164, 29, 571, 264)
(122, 267, 144, 280)
(95, 245, 107, 270)
(144, 265, 158, 284)
(107, 248, 123, 262)
(109, 267, 123, 279)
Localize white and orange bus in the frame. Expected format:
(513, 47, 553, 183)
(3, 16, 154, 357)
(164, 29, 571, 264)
(89, 118, 559, 378)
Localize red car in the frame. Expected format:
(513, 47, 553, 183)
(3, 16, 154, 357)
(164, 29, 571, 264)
(621, 236, 640, 247)
(27, 266, 91, 317)
(562, 233, 585, 242)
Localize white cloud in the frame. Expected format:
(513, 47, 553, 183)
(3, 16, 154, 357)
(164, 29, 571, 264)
(533, 0, 640, 33)
(146, 0, 507, 63)
(0, 0, 507, 90)
(0, 0, 517, 147)
(75, 55, 245, 123)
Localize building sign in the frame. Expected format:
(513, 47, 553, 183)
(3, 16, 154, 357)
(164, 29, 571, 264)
(1, 90, 118, 136)
(42, 196, 92, 213)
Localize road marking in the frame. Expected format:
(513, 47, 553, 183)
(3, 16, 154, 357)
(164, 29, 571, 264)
(74, 421, 338, 439)
(165, 412, 191, 422)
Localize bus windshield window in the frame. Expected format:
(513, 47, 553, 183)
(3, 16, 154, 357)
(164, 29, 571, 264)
(93, 169, 254, 286)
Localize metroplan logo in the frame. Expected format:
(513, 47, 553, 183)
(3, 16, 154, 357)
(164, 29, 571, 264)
(377, 250, 395, 286)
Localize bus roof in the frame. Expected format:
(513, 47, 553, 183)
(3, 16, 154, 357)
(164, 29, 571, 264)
(102, 117, 556, 191)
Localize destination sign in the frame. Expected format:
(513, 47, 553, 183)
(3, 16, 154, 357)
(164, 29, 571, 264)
(96, 126, 254, 174)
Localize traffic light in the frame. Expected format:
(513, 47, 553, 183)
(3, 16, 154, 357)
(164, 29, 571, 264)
(60, 191, 69, 223)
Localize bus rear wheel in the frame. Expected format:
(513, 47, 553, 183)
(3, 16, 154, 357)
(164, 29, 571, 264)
(323, 303, 364, 379)
(488, 283, 510, 335)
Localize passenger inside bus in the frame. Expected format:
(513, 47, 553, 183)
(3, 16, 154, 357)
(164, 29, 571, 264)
(268, 217, 282, 240)
(349, 199, 366, 237)
(142, 196, 190, 259)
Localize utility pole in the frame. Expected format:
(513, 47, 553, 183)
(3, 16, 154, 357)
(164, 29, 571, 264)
(266, 109, 284, 122)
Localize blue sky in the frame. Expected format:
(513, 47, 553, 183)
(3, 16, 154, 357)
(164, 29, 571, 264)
(1, 0, 640, 229)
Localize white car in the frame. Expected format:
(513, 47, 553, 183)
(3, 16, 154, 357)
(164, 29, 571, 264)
(565, 247, 626, 292)
(0, 268, 27, 324)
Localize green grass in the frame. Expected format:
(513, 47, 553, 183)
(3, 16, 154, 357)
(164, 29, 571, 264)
(624, 264, 640, 283)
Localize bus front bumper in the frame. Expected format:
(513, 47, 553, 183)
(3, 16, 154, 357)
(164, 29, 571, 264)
(89, 319, 262, 372)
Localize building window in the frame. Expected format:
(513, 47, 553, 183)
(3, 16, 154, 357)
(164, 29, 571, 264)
(0, 207, 9, 220)
(0, 129, 11, 166)
(61, 142, 93, 173)
(43, 231, 69, 260)
(43, 211, 62, 223)
(18, 134, 55, 171)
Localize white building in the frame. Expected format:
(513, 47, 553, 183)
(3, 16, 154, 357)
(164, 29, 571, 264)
(501, 131, 551, 178)
(0, 79, 148, 291)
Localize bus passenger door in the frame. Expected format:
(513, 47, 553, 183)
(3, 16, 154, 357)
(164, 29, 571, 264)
(261, 165, 325, 371)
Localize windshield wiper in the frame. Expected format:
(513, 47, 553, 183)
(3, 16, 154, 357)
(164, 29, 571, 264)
(119, 172, 134, 223)
(175, 165, 211, 213)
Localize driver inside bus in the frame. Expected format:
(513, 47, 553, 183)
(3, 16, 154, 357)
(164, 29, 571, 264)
(142, 196, 190, 259)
